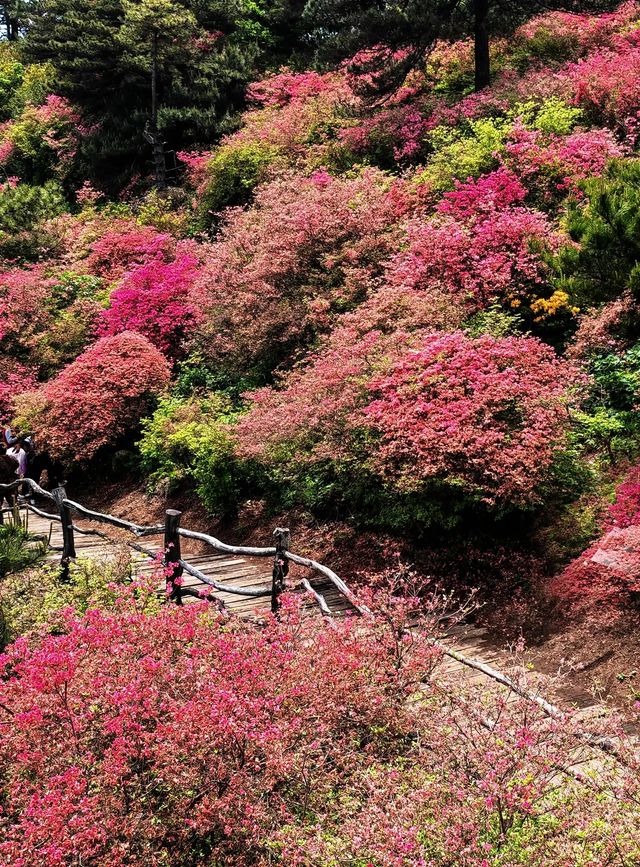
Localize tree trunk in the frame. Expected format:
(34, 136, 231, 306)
(147, 32, 167, 192)
(474, 0, 491, 92)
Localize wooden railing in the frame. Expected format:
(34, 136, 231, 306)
(0, 478, 367, 617)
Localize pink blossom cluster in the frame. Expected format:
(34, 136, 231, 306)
(363, 332, 572, 504)
(100, 255, 201, 358)
(0, 591, 636, 866)
(389, 191, 557, 311)
(608, 466, 640, 528)
(0, 357, 37, 418)
(191, 169, 410, 372)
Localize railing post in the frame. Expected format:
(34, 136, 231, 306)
(164, 509, 183, 605)
(52, 484, 75, 581)
(272, 527, 290, 615)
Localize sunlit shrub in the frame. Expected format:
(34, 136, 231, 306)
(138, 395, 245, 515)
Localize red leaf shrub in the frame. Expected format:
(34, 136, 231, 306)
(0, 266, 57, 357)
(608, 465, 640, 528)
(552, 524, 640, 608)
(385, 197, 556, 312)
(0, 356, 37, 419)
(100, 255, 201, 358)
(363, 332, 573, 505)
(84, 226, 177, 281)
(239, 331, 573, 507)
(0, 591, 637, 866)
(15, 332, 170, 463)
(192, 169, 409, 374)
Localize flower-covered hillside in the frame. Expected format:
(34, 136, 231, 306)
(2, 3, 640, 615)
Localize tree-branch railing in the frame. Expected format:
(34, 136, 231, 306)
(0, 478, 364, 615)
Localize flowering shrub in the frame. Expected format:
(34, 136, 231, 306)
(609, 465, 640, 528)
(0, 95, 84, 184)
(388, 194, 557, 312)
(363, 332, 572, 506)
(15, 332, 170, 463)
(0, 265, 57, 359)
(0, 589, 638, 866)
(552, 523, 640, 607)
(217, 69, 356, 170)
(84, 226, 177, 281)
(0, 356, 37, 418)
(514, 3, 640, 64)
(100, 255, 201, 358)
(237, 330, 573, 517)
(566, 36, 640, 130)
(337, 103, 432, 166)
(503, 122, 626, 205)
(192, 169, 408, 377)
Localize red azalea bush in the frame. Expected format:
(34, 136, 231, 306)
(239, 331, 573, 508)
(551, 524, 640, 608)
(386, 196, 556, 312)
(15, 332, 170, 463)
(0, 265, 57, 357)
(100, 255, 201, 358)
(0, 591, 638, 866)
(84, 226, 177, 281)
(363, 332, 572, 505)
(608, 465, 640, 528)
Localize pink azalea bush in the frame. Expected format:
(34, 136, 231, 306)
(608, 465, 640, 528)
(0, 590, 637, 866)
(191, 169, 410, 374)
(84, 226, 177, 281)
(0, 265, 57, 358)
(239, 331, 573, 508)
(389, 193, 557, 312)
(14, 332, 170, 463)
(0, 356, 37, 419)
(363, 332, 572, 505)
(100, 255, 201, 358)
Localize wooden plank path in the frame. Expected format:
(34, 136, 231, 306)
(23, 508, 358, 619)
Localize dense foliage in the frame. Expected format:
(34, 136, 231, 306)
(0, 587, 637, 866)
(3, 4, 640, 863)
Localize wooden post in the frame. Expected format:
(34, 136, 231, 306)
(52, 485, 75, 581)
(272, 527, 290, 615)
(164, 509, 183, 605)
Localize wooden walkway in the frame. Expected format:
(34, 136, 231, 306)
(24, 508, 357, 619)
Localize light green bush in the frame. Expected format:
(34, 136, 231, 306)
(198, 141, 280, 226)
(138, 394, 247, 515)
(418, 117, 510, 193)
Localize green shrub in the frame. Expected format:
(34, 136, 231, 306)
(138, 395, 248, 515)
(0, 521, 47, 580)
(512, 97, 583, 136)
(573, 343, 640, 462)
(198, 141, 280, 227)
(417, 117, 510, 193)
(0, 180, 66, 235)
